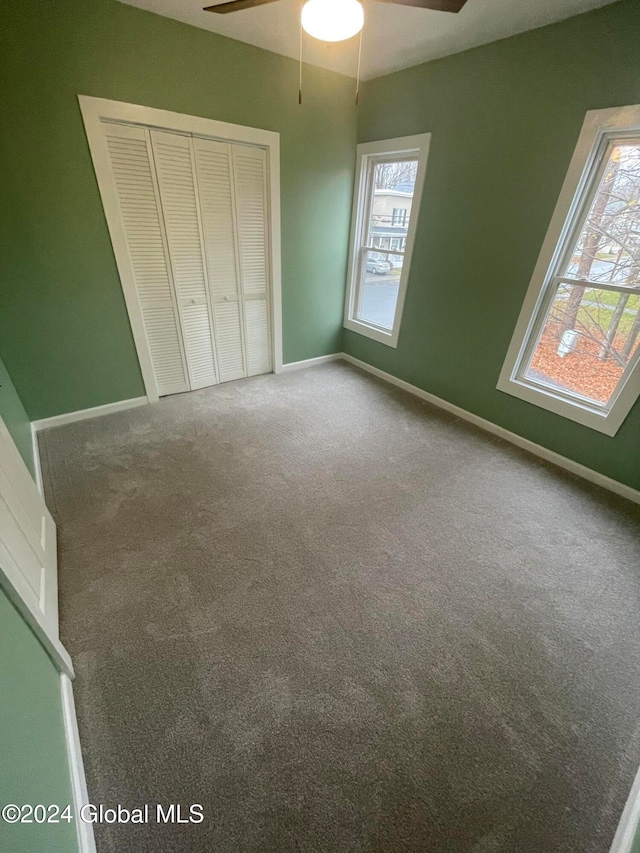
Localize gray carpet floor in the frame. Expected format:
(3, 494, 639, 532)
(40, 362, 640, 853)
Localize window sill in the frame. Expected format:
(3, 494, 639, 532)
(343, 318, 399, 348)
(496, 374, 628, 436)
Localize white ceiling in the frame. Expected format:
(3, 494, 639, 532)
(118, 0, 619, 80)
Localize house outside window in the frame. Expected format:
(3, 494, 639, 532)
(391, 207, 408, 226)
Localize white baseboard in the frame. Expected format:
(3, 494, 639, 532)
(30, 423, 44, 495)
(28, 359, 640, 505)
(340, 353, 640, 506)
(280, 353, 343, 373)
(33, 396, 148, 432)
(61, 674, 96, 853)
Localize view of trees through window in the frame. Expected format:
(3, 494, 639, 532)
(374, 160, 418, 191)
(357, 159, 417, 330)
(524, 142, 640, 405)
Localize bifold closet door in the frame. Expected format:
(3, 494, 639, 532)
(194, 139, 272, 381)
(232, 145, 272, 377)
(150, 130, 218, 391)
(193, 138, 246, 383)
(103, 122, 272, 397)
(102, 122, 189, 396)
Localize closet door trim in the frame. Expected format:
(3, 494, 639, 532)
(79, 95, 283, 402)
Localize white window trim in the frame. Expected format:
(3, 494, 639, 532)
(343, 134, 431, 348)
(78, 95, 283, 403)
(497, 105, 640, 436)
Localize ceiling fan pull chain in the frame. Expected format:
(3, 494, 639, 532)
(298, 8, 303, 104)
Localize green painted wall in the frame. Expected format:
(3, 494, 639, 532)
(0, 591, 77, 852)
(348, 0, 640, 491)
(0, 0, 357, 419)
(0, 354, 35, 476)
(2, 0, 638, 491)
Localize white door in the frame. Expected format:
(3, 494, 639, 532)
(0, 417, 71, 673)
(150, 130, 219, 391)
(232, 145, 273, 376)
(193, 138, 247, 383)
(100, 120, 272, 396)
(103, 122, 190, 396)
(193, 138, 273, 381)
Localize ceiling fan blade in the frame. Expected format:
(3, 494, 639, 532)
(374, 0, 468, 11)
(203, 0, 281, 13)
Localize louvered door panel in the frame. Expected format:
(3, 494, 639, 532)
(143, 306, 187, 387)
(193, 139, 239, 302)
(151, 130, 218, 391)
(104, 122, 188, 395)
(233, 146, 268, 297)
(245, 300, 272, 375)
(181, 303, 219, 383)
(213, 302, 245, 379)
(193, 138, 246, 383)
(232, 145, 272, 376)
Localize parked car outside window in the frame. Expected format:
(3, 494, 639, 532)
(366, 253, 391, 274)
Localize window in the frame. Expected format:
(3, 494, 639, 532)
(344, 135, 431, 347)
(498, 105, 640, 436)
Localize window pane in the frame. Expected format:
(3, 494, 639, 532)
(367, 160, 416, 252)
(357, 251, 402, 330)
(523, 282, 640, 406)
(564, 142, 640, 287)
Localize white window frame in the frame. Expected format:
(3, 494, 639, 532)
(497, 105, 640, 436)
(344, 134, 431, 348)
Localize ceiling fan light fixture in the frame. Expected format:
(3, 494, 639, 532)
(301, 0, 364, 42)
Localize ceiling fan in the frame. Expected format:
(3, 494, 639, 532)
(204, 0, 467, 15)
(203, 0, 469, 42)
(203, 0, 469, 102)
